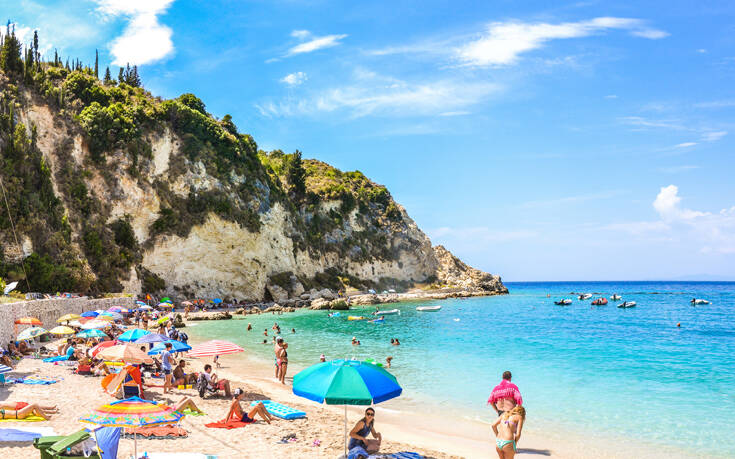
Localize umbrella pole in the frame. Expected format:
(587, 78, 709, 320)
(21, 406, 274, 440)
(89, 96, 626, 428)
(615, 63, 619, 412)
(134, 431, 138, 459)
(344, 404, 347, 457)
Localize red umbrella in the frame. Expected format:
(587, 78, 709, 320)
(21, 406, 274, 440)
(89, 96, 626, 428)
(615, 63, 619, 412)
(188, 340, 244, 357)
(90, 340, 117, 357)
(15, 317, 42, 325)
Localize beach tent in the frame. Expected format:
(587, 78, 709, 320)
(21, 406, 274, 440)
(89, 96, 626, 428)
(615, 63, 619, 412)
(292, 359, 402, 456)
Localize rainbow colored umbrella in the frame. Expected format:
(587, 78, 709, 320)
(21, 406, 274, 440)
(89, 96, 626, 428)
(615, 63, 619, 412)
(80, 396, 183, 458)
(187, 340, 244, 357)
(17, 326, 47, 341)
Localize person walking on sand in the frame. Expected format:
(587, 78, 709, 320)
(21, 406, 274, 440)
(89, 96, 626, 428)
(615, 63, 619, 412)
(161, 342, 174, 394)
(278, 342, 289, 385)
(492, 405, 526, 459)
(274, 337, 283, 380)
(488, 371, 523, 417)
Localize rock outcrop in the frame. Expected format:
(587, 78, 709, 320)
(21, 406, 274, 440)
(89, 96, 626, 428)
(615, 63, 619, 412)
(433, 245, 508, 293)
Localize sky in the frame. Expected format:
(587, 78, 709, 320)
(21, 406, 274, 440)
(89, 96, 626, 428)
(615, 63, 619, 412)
(3, 0, 735, 281)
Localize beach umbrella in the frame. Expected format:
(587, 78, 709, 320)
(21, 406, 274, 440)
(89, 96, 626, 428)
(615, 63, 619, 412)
(156, 316, 170, 325)
(118, 328, 150, 342)
(17, 326, 47, 341)
(187, 340, 244, 358)
(161, 297, 173, 303)
(14, 317, 42, 326)
(100, 312, 123, 321)
(81, 320, 109, 329)
(181, 301, 193, 306)
(97, 344, 153, 365)
(133, 333, 169, 344)
(136, 300, 147, 306)
(212, 298, 223, 304)
(137, 305, 153, 311)
(90, 340, 116, 357)
(49, 326, 75, 335)
(76, 329, 108, 339)
(0, 364, 12, 375)
(292, 359, 403, 455)
(148, 340, 192, 355)
(81, 311, 99, 318)
(157, 302, 174, 308)
(57, 313, 81, 323)
(80, 396, 183, 459)
(107, 307, 128, 313)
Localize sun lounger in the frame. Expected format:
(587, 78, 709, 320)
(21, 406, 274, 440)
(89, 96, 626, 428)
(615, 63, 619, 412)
(0, 415, 46, 422)
(33, 429, 99, 459)
(249, 400, 306, 419)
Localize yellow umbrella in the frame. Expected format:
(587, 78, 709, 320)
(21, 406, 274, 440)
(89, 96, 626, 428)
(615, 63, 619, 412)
(49, 326, 75, 335)
(97, 344, 153, 364)
(57, 314, 81, 323)
(96, 315, 115, 322)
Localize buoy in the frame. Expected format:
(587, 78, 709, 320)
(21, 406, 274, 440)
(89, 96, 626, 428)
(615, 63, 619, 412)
(677, 323, 681, 327)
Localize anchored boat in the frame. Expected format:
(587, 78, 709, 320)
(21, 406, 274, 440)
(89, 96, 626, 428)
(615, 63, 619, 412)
(554, 299, 572, 305)
(591, 298, 608, 306)
(617, 301, 637, 308)
(416, 305, 442, 312)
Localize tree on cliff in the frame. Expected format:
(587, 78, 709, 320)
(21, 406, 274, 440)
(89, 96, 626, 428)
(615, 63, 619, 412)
(0, 23, 23, 75)
(286, 150, 306, 200)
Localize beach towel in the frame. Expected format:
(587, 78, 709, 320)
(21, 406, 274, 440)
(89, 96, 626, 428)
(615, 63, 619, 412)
(204, 417, 250, 429)
(0, 415, 46, 422)
(43, 355, 68, 363)
(369, 453, 424, 459)
(0, 426, 55, 441)
(250, 400, 306, 420)
(181, 408, 205, 416)
(8, 377, 58, 385)
(348, 446, 370, 459)
(138, 454, 218, 459)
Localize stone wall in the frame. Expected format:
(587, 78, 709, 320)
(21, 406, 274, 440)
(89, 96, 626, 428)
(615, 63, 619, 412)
(0, 297, 135, 345)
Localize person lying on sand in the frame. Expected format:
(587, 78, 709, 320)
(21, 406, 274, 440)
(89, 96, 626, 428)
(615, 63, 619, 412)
(172, 397, 204, 415)
(0, 402, 59, 420)
(17, 341, 33, 355)
(491, 405, 526, 459)
(349, 407, 382, 453)
(226, 389, 272, 424)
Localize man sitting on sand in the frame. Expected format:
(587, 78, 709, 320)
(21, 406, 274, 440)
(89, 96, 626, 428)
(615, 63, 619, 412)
(173, 360, 197, 386)
(226, 388, 273, 424)
(488, 371, 523, 417)
(201, 364, 232, 397)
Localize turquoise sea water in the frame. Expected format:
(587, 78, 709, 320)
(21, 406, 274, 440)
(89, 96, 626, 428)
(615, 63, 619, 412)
(188, 281, 735, 457)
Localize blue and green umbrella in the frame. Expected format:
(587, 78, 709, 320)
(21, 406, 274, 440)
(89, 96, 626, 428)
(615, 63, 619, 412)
(293, 359, 402, 454)
(76, 329, 108, 339)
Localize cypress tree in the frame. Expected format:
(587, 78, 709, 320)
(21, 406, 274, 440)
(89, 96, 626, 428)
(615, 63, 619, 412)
(103, 66, 112, 85)
(130, 65, 141, 87)
(118, 67, 124, 83)
(94, 49, 98, 78)
(33, 30, 39, 63)
(65, 58, 69, 70)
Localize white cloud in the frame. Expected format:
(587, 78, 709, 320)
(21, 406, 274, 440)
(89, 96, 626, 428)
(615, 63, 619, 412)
(654, 185, 708, 221)
(604, 94, 618, 99)
(438, 111, 470, 117)
(674, 142, 697, 148)
(95, 0, 175, 66)
(280, 71, 308, 86)
(695, 99, 735, 108)
(696, 48, 707, 53)
(456, 17, 667, 66)
(256, 72, 501, 118)
(290, 30, 311, 39)
(701, 130, 727, 142)
(287, 33, 347, 56)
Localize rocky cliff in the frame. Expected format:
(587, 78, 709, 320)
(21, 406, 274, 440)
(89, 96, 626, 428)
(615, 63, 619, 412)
(0, 55, 506, 301)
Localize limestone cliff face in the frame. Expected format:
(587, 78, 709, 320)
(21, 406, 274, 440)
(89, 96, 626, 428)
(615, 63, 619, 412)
(1, 71, 505, 300)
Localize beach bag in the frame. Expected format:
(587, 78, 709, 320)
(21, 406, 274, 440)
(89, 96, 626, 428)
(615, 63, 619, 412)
(179, 332, 188, 343)
(76, 364, 92, 375)
(197, 373, 207, 398)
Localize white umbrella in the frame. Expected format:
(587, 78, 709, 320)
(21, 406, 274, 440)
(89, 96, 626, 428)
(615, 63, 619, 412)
(81, 320, 109, 329)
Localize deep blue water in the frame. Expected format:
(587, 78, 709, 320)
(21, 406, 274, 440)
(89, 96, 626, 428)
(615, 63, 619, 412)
(190, 281, 735, 457)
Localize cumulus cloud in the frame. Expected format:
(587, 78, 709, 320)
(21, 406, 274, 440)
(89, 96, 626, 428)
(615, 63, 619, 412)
(95, 0, 175, 66)
(456, 17, 667, 66)
(280, 71, 308, 86)
(653, 185, 708, 221)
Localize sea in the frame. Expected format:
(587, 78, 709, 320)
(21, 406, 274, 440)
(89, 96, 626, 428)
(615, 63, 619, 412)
(187, 281, 735, 458)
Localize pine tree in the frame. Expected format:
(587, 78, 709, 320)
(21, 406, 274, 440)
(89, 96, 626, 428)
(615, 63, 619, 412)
(286, 150, 306, 200)
(65, 58, 69, 70)
(118, 67, 124, 83)
(103, 66, 112, 85)
(0, 22, 23, 75)
(130, 65, 141, 87)
(53, 49, 58, 66)
(94, 49, 98, 79)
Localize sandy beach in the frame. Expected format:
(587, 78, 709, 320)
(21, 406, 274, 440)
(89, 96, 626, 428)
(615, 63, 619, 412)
(1, 333, 697, 459)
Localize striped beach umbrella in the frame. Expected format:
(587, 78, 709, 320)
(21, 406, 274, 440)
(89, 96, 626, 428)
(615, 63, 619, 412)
(57, 313, 81, 323)
(187, 340, 244, 357)
(17, 326, 47, 340)
(80, 396, 183, 459)
(14, 317, 42, 326)
(0, 364, 12, 375)
(157, 302, 174, 308)
(90, 340, 116, 356)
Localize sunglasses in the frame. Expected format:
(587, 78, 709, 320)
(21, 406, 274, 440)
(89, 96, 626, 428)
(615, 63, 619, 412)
(366, 413, 375, 417)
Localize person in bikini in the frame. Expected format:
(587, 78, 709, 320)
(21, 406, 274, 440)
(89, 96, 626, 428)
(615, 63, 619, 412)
(491, 405, 526, 459)
(226, 388, 273, 424)
(0, 402, 59, 420)
(348, 407, 382, 453)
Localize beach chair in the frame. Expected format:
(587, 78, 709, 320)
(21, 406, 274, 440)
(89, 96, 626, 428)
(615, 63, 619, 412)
(196, 373, 220, 398)
(33, 429, 101, 459)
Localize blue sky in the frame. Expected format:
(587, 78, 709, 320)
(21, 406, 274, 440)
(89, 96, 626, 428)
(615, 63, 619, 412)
(4, 0, 735, 281)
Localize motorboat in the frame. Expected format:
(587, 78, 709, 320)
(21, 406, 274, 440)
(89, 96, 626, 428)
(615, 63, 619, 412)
(416, 305, 442, 312)
(690, 299, 710, 305)
(376, 309, 400, 315)
(591, 298, 608, 306)
(610, 294, 622, 301)
(578, 294, 592, 300)
(554, 299, 572, 305)
(617, 301, 637, 308)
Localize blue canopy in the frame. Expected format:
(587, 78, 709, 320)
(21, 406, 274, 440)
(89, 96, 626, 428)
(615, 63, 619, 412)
(212, 298, 223, 304)
(148, 340, 192, 355)
(81, 311, 99, 318)
(117, 328, 150, 342)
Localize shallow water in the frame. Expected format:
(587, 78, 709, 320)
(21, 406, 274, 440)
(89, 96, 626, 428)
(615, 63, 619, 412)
(188, 281, 735, 457)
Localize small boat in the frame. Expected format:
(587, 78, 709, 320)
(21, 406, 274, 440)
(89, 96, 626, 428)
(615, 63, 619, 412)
(591, 298, 608, 306)
(610, 294, 622, 301)
(416, 306, 442, 312)
(617, 301, 637, 308)
(347, 316, 366, 321)
(690, 299, 710, 305)
(578, 294, 592, 300)
(554, 299, 572, 305)
(376, 309, 400, 315)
